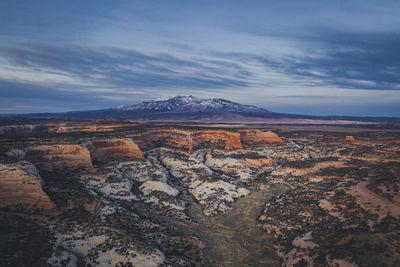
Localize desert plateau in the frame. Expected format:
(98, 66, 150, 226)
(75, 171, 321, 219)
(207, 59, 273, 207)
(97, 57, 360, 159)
(1, 117, 400, 266)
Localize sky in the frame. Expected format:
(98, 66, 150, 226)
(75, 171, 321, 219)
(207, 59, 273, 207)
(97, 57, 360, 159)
(1, 0, 400, 116)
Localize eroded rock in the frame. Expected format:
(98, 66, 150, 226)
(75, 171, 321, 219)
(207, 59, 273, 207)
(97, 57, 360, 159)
(239, 130, 284, 148)
(0, 161, 55, 210)
(85, 138, 144, 163)
(23, 145, 94, 172)
(131, 129, 192, 152)
(191, 130, 243, 152)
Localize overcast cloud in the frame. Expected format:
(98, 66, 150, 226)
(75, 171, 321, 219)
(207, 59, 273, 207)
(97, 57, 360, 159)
(1, 0, 399, 116)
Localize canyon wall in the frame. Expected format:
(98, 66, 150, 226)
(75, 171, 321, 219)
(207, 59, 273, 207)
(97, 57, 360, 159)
(85, 138, 144, 163)
(191, 130, 243, 152)
(239, 130, 284, 148)
(132, 129, 283, 153)
(23, 145, 94, 172)
(131, 129, 192, 152)
(0, 161, 55, 210)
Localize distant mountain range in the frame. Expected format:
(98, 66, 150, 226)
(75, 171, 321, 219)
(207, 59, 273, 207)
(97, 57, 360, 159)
(1, 95, 400, 124)
(116, 96, 267, 114)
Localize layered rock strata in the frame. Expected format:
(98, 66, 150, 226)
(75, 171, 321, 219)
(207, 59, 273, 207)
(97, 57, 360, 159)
(85, 138, 144, 163)
(23, 145, 94, 172)
(131, 129, 192, 152)
(132, 129, 282, 153)
(0, 161, 55, 210)
(191, 130, 243, 152)
(239, 129, 284, 148)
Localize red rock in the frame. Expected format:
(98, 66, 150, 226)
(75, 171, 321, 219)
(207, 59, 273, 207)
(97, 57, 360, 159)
(86, 138, 144, 163)
(191, 130, 243, 152)
(132, 128, 285, 153)
(131, 129, 192, 152)
(0, 161, 55, 210)
(239, 130, 284, 148)
(23, 145, 94, 172)
(345, 136, 356, 141)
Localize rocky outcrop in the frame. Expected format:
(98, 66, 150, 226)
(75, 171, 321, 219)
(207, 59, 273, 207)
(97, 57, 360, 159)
(239, 130, 284, 148)
(0, 161, 55, 210)
(191, 131, 243, 152)
(131, 129, 192, 152)
(132, 129, 243, 153)
(345, 135, 356, 141)
(244, 158, 274, 168)
(85, 138, 144, 163)
(23, 145, 94, 172)
(132, 129, 284, 153)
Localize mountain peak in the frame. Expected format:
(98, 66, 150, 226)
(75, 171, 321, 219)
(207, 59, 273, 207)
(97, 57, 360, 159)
(116, 95, 269, 114)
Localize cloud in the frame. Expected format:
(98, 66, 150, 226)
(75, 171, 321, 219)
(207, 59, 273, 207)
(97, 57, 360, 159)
(0, 27, 399, 115)
(0, 43, 251, 92)
(248, 28, 400, 91)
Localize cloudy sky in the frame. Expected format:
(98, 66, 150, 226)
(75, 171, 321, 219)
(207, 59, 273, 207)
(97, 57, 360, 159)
(1, 0, 400, 116)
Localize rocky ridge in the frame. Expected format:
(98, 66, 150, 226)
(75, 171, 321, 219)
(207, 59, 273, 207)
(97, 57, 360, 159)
(131, 128, 283, 154)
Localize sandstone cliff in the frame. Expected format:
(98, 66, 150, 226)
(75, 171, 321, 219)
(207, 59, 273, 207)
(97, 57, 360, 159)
(0, 161, 55, 210)
(85, 138, 144, 163)
(132, 128, 284, 153)
(239, 130, 284, 148)
(23, 145, 94, 172)
(131, 129, 192, 152)
(132, 129, 242, 153)
(191, 130, 243, 152)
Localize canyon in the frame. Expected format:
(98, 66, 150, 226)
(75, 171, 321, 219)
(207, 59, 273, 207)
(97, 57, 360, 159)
(0, 121, 399, 266)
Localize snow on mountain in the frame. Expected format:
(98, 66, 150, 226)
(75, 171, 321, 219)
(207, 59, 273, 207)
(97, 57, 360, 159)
(116, 96, 268, 114)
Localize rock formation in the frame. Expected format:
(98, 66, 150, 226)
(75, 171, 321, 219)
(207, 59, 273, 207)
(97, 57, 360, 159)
(239, 130, 284, 148)
(191, 130, 243, 152)
(132, 129, 243, 153)
(131, 129, 192, 152)
(23, 145, 94, 172)
(244, 158, 274, 168)
(345, 135, 356, 141)
(85, 138, 144, 163)
(0, 161, 55, 210)
(132, 129, 285, 153)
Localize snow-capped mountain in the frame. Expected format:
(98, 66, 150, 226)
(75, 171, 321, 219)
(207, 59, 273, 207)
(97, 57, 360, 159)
(116, 95, 268, 114)
(5, 95, 399, 123)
